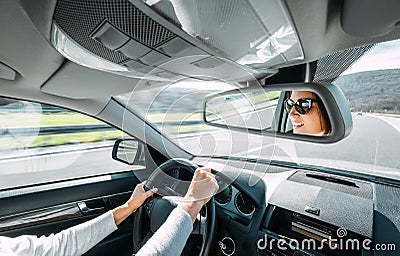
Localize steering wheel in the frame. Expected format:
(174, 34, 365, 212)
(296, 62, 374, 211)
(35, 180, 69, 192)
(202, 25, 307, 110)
(132, 158, 216, 255)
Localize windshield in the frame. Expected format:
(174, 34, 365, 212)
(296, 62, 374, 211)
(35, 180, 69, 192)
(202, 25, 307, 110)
(116, 39, 400, 180)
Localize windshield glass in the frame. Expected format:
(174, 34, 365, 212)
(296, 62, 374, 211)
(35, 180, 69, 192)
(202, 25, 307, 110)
(116, 39, 400, 180)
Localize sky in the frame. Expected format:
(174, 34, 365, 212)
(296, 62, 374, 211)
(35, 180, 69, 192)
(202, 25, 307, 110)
(342, 38, 400, 75)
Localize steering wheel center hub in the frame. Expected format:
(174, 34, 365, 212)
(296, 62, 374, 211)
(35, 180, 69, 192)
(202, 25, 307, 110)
(149, 198, 176, 233)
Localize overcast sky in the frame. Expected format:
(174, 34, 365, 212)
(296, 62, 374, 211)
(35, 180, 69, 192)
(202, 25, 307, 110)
(343, 39, 400, 75)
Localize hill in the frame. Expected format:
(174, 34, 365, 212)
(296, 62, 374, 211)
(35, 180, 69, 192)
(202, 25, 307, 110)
(333, 69, 400, 114)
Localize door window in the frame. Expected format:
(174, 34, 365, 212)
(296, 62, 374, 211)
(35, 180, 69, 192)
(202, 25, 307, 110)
(0, 98, 139, 189)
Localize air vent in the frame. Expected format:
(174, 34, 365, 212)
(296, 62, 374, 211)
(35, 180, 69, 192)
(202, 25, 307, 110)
(288, 171, 373, 199)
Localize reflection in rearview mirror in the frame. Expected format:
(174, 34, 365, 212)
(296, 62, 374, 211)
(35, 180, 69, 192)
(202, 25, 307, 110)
(284, 91, 331, 136)
(204, 89, 281, 131)
(203, 83, 349, 143)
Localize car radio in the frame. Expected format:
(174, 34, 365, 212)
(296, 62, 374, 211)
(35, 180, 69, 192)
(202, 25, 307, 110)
(258, 206, 371, 256)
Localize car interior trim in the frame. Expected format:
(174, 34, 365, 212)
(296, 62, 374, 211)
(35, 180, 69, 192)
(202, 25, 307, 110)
(0, 203, 82, 232)
(0, 175, 110, 199)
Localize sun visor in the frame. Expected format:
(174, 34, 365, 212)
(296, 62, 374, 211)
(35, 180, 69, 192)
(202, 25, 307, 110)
(143, 0, 304, 68)
(341, 0, 400, 37)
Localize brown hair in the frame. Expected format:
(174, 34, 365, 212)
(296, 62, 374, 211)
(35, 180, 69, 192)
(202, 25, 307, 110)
(312, 92, 331, 135)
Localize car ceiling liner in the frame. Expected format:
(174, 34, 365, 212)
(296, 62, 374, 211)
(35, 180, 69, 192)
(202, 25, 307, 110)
(51, 0, 304, 82)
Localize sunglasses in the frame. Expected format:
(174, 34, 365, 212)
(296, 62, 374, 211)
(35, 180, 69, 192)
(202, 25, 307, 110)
(284, 98, 315, 114)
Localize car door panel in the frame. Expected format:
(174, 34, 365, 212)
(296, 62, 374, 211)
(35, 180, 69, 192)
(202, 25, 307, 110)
(0, 171, 141, 256)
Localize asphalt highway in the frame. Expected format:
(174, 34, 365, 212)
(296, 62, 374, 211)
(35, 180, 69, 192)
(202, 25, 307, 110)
(0, 114, 398, 189)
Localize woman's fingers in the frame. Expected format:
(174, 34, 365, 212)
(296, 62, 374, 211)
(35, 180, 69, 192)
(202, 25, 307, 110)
(145, 186, 158, 197)
(185, 167, 219, 203)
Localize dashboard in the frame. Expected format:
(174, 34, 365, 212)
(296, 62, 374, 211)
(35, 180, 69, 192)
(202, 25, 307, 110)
(194, 157, 400, 256)
(215, 181, 255, 218)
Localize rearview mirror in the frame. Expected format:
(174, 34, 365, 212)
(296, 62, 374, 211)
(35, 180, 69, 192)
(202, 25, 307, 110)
(203, 83, 352, 143)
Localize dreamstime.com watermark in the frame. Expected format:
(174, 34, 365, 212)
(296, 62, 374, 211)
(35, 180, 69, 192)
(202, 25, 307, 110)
(257, 228, 396, 252)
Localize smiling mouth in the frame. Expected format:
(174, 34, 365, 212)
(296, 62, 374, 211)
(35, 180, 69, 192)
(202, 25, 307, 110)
(293, 123, 304, 129)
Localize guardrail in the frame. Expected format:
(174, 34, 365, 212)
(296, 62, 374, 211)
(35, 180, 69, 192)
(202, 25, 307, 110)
(1, 121, 204, 137)
(1, 124, 114, 136)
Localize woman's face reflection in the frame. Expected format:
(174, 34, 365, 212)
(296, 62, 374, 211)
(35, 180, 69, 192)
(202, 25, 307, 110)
(288, 91, 329, 136)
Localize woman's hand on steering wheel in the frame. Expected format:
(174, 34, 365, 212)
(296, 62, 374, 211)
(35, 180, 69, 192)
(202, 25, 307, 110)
(179, 167, 219, 222)
(112, 182, 157, 225)
(128, 182, 158, 213)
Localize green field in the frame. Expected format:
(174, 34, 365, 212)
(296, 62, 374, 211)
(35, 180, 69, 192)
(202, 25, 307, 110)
(0, 112, 125, 149)
(0, 111, 207, 149)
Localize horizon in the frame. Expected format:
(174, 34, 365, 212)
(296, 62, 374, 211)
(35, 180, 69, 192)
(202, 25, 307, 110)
(342, 38, 400, 75)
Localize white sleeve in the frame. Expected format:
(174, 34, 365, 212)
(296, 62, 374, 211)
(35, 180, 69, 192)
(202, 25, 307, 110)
(135, 207, 193, 256)
(0, 210, 117, 256)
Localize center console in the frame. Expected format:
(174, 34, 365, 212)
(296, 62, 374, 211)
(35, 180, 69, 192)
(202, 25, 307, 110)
(258, 171, 375, 256)
(258, 206, 370, 256)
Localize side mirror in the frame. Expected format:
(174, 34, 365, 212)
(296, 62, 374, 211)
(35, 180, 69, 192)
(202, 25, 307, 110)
(203, 83, 353, 143)
(112, 139, 144, 165)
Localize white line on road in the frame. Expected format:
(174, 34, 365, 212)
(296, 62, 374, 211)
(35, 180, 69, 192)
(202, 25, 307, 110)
(0, 147, 111, 163)
(372, 114, 400, 133)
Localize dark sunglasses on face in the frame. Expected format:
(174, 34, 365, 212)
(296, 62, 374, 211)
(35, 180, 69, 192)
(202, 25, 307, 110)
(284, 98, 314, 114)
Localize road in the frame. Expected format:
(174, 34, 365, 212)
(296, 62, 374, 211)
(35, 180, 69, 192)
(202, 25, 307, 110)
(0, 143, 133, 189)
(275, 113, 400, 175)
(177, 113, 400, 177)
(0, 114, 399, 189)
